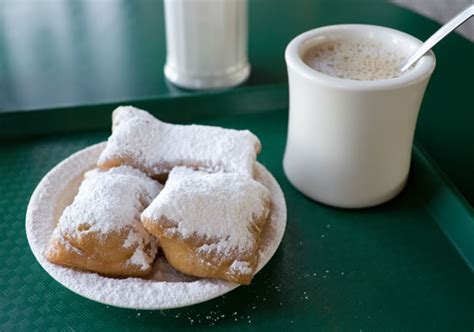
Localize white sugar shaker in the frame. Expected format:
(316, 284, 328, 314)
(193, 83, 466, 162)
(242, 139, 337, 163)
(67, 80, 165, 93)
(164, 0, 250, 90)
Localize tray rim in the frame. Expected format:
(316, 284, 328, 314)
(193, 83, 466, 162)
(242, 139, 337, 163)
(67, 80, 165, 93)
(0, 84, 289, 140)
(411, 143, 474, 271)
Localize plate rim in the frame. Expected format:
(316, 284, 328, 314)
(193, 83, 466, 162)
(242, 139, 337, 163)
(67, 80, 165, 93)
(25, 142, 287, 310)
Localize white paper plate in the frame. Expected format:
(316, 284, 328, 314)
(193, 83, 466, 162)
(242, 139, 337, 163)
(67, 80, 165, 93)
(26, 143, 287, 310)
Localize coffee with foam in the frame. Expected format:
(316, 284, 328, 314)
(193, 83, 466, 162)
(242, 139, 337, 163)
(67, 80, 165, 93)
(302, 38, 407, 81)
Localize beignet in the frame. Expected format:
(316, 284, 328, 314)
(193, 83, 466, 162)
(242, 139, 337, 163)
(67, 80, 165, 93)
(45, 166, 162, 277)
(141, 167, 271, 284)
(97, 106, 261, 179)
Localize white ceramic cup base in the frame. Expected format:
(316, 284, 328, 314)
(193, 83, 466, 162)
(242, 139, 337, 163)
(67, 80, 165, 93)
(284, 163, 408, 209)
(164, 63, 251, 90)
(283, 24, 435, 208)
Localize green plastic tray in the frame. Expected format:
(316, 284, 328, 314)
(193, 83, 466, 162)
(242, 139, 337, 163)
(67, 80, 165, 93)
(0, 87, 473, 331)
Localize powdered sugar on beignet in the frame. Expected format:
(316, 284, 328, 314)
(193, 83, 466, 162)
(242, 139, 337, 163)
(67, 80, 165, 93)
(45, 166, 162, 277)
(97, 106, 261, 178)
(141, 167, 271, 284)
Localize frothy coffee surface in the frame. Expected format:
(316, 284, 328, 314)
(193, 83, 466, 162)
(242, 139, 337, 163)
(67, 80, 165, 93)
(302, 39, 406, 81)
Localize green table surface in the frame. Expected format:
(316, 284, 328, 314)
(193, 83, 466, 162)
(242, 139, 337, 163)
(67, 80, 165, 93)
(1, 0, 474, 330)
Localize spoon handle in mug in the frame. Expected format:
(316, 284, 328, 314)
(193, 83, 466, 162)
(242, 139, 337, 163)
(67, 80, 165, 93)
(400, 4, 474, 72)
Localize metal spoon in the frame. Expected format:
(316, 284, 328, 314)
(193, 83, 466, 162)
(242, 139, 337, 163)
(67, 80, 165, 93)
(400, 4, 474, 72)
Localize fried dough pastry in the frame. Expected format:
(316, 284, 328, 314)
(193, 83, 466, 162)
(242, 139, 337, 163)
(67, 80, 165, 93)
(141, 167, 271, 285)
(97, 106, 261, 179)
(45, 166, 162, 277)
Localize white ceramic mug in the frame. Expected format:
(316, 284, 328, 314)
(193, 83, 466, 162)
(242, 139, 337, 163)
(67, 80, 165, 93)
(164, 0, 250, 90)
(283, 24, 436, 208)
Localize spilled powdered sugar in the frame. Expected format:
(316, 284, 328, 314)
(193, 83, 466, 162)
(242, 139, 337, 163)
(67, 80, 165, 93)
(26, 143, 286, 309)
(50, 166, 162, 270)
(142, 167, 271, 254)
(98, 106, 261, 177)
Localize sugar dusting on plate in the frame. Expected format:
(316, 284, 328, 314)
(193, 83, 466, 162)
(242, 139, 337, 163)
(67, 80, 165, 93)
(26, 143, 286, 309)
